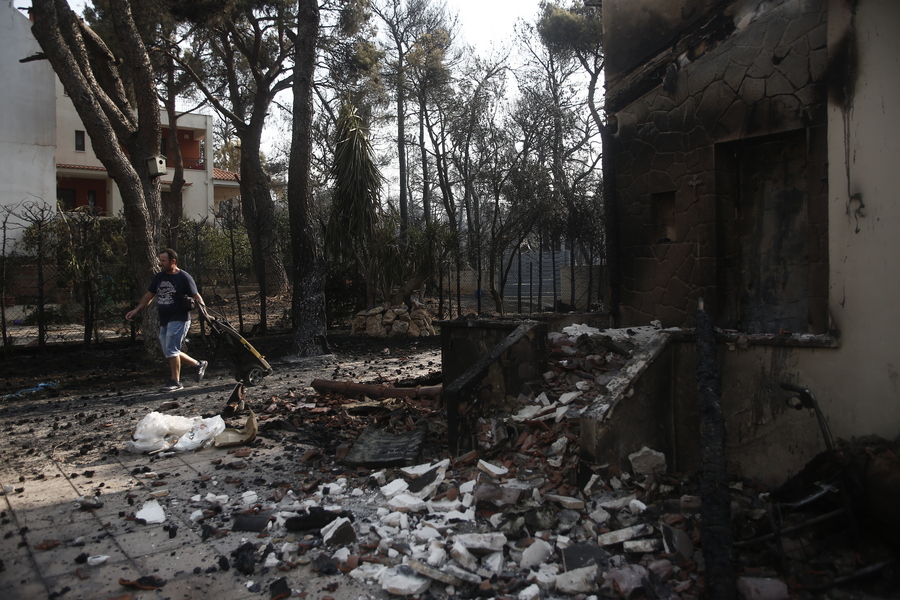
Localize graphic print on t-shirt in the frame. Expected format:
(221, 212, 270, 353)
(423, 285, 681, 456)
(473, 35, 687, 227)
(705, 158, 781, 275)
(157, 280, 177, 306)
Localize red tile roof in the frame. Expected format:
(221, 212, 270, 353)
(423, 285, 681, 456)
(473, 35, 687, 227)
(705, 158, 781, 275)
(213, 168, 239, 181)
(57, 163, 106, 171)
(57, 164, 191, 186)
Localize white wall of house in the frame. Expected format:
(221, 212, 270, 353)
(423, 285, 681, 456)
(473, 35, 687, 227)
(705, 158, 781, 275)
(56, 79, 216, 221)
(0, 2, 56, 239)
(799, 0, 900, 439)
(160, 110, 216, 221)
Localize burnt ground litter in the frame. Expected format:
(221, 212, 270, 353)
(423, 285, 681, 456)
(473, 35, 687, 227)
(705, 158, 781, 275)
(0, 326, 898, 600)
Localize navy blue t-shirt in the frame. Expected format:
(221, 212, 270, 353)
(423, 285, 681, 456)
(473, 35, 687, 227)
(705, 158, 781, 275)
(148, 270, 198, 326)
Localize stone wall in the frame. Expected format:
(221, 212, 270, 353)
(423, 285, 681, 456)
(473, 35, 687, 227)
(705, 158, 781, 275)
(605, 0, 829, 331)
(350, 305, 436, 338)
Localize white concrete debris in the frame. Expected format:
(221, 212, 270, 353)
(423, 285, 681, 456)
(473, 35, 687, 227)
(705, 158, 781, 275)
(629, 498, 648, 514)
(414, 526, 441, 542)
(628, 446, 668, 477)
(597, 523, 653, 546)
(380, 565, 432, 596)
(604, 564, 649, 597)
(350, 562, 387, 582)
(205, 493, 228, 505)
(427, 498, 462, 512)
(401, 459, 450, 479)
(599, 493, 636, 510)
(558, 391, 583, 405)
(477, 460, 509, 477)
(454, 532, 507, 552)
(561, 323, 601, 337)
(545, 493, 585, 510)
(481, 550, 504, 573)
(518, 583, 541, 600)
(736, 577, 790, 600)
(520, 539, 553, 569)
(623, 538, 663, 553)
(450, 541, 479, 571)
(426, 541, 449, 567)
(528, 563, 559, 589)
(135, 499, 165, 524)
(555, 564, 600, 594)
(388, 493, 426, 513)
(589, 507, 611, 525)
(380, 478, 409, 499)
(407, 559, 463, 586)
(513, 405, 544, 422)
(442, 563, 482, 585)
(548, 436, 569, 456)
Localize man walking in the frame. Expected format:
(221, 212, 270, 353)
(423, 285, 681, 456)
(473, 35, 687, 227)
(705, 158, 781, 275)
(126, 249, 208, 392)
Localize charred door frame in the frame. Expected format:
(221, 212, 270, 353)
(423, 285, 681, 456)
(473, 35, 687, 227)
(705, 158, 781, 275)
(715, 128, 829, 334)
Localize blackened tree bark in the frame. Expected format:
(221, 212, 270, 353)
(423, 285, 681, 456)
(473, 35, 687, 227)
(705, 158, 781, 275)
(696, 302, 737, 600)
(288, 0, 327, 357)
(163, 53, 186, 248)
(29, 0, 162, 352)
(170, 2, 292, 305)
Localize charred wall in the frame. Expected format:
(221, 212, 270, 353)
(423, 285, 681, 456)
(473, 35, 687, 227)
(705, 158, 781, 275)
(606, 0, 829, 330)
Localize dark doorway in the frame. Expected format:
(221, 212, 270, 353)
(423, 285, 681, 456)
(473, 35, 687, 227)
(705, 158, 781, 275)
(736, 130, 809, 334)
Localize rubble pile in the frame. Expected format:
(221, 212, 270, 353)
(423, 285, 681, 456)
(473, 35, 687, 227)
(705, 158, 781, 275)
(351, 305, 436, 338)
(3, 326, 898, 599)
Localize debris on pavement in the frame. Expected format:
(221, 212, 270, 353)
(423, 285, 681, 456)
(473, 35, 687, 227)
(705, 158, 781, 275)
(2, 329, 898, 599)
(214, 410, 258, 448)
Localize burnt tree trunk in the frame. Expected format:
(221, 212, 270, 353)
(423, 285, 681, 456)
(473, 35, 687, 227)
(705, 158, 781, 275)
(288, 0, 327, 357)
(30, 0, 162, 355)
(696, 302, 737, 599)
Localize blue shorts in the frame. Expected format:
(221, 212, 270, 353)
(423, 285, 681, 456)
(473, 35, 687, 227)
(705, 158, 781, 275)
(159, 319, 190, 358)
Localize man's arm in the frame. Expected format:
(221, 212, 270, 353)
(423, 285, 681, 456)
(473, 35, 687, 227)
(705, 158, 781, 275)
(126, 291, 156, 321)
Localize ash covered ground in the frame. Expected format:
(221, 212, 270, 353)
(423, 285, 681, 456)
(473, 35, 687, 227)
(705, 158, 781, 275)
(0, 329, 897, 600)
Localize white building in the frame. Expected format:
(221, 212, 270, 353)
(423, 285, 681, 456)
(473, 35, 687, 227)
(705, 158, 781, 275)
(0, 0, 57, 234)
(1, 1, 239, 242)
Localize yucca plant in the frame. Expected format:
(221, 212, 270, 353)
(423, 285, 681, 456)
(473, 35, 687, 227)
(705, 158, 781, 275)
(326, 101, 385, 308)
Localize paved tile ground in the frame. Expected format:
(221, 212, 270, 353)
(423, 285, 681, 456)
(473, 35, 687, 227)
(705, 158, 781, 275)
(0, 349, 439, 600)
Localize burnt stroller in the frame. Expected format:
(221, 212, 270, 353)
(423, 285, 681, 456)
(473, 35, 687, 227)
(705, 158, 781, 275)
(198, 305, 273, 385)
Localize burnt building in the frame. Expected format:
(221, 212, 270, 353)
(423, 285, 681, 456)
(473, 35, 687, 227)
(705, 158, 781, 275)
(592, 0, 900, 483)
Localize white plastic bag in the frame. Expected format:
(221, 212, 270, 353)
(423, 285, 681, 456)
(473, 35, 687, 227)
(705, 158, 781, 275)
(172, 415, 226, 451)
(127, 412, 199, 453)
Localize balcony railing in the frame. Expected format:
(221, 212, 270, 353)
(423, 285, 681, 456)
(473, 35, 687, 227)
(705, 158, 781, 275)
(165, 156, 205, 170)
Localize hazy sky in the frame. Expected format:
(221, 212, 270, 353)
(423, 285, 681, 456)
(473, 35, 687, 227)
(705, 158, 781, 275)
(450, 0, 543, 54)
(65, 0, 544, 55)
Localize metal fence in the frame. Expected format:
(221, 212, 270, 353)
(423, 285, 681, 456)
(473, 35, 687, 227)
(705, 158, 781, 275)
(432, 251, 606, 319)
(0, 204, 606, 349)
(0, 206, 277, 350)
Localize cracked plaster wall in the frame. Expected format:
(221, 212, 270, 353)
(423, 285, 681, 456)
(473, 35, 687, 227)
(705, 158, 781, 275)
(600, 0, 900, 457)
(606, 0, 829, 329)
